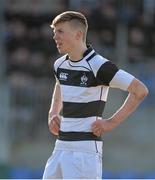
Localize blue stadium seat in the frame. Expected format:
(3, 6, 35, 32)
(9, 167, 32, 179)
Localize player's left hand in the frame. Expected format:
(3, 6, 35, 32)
(91, 119, 117, 137)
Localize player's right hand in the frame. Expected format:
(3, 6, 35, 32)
(48, 115, 61, 136)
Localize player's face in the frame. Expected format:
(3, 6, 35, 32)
(53, 22, 78, 54)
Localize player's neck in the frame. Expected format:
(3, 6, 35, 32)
(68, 43, 87, 62)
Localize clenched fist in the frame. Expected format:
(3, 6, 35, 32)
(48, 115, 61, 136)
(91, 119, 117, 137)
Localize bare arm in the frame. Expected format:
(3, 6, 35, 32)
(92, 78, 149, 136)
(49, 82, 62, 120)
(48, 82, 62, 135)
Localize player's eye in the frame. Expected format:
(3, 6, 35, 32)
(57, 29, 64, 34)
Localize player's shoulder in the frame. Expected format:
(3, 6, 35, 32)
(88, 53, 109, 67)
(54, 54, 67, 65)
(54, 54, 67, 69)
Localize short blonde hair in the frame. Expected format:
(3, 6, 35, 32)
(51, 11, 88, 41)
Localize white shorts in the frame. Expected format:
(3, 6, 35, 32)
(43, 140, 103, 179)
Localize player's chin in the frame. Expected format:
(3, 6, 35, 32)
(58, 48, 67, 55)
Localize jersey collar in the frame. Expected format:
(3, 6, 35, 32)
(83, 44, 94, 57)
(66, 44, 95, 63)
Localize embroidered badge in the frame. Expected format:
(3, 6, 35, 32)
(59, 72, 68, 81)
(80, 73, 88, 86)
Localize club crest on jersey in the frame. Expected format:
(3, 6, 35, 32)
(59, 72, 68, 81)
(80, 73, 88, 86)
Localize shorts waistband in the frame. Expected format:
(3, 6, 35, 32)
(58, 130, 102, 141)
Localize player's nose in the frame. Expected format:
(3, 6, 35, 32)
(53, 33, 59, 41)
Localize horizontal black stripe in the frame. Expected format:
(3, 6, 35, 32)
(62, 100, 105, 118)
(58, 130, 102, 141)
(96, 61, 118, 86)
(57, 68, 98, 87)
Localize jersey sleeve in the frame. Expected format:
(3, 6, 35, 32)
(96, 60, 135, 90)
(53, 62, 59, 81)
(109, 69, 135, 90)
(53, 64, 56, 76)
(96, 61, 119, 86)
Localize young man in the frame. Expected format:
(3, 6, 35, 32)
(43, 11, 148, 179)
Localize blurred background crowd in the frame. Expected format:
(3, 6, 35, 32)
(0, 0, 155, 178)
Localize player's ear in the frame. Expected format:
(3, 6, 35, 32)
(75, 30, 83, 40)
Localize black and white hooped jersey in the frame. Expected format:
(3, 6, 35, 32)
(53, 46, 134, 132)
